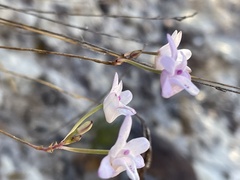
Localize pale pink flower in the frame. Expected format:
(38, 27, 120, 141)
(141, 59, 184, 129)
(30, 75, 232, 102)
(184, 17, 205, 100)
(98, 116, 150, 180)
(159, 34, 199, 98)
(103, 73, 136, 123)
(155, 30, 192, 72)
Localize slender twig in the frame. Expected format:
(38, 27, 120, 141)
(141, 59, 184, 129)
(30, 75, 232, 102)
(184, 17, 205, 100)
(0, 4, 142, 43)
(0, 17, 121, 57)
(192, 76, 240, 91)
(0, 5, 197, 22)
(1, 16, 239, 96)
(0, 129, 108, 154)
(192, 80, 240, 94)
(0, 46, 115, 65)
(0, 129, 42, 150)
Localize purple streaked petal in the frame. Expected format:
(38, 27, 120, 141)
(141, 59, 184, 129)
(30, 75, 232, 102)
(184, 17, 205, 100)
(171, 76, 200, 96)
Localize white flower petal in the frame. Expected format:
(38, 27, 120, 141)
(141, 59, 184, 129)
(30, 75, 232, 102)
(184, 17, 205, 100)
(103, 73, 136, 123)
(133, 155, 145, 168)
(120, 90, 133, 105)
(117, 106, 136, 116)
(125, 160, 140, 180)
(161, 71, 178, 98)
(110, 116, 132, 157)
(113, 157, 140, 180)
(173, 31, 182, 47)
(161, 56, 176, 75)
(110, 72, 119, 92)
(125, 137, 150, 155)
(98, 156, 116, 179)
(103, 93, 121, 123)
(159, 44, 171, 57)
(179, 49, 192, 60)
(167, 34, 178, 60)
(154, 53, 164, 70)
(171, 30, 178, 39)
(176, 52, 187, 70)
(115, 80, 123, 96)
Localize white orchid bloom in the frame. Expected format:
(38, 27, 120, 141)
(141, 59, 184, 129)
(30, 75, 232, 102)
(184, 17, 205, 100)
(98, 116, 150, 180)
(103, 73, 136, 123)
(155, 30, 192, 72)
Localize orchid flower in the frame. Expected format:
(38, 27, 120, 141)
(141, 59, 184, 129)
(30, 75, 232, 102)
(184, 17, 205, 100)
(103, 73, 136, 123)
(98, 116, 150, 180)
(159, 34, 199, 98)
(155, 30, 192, 72)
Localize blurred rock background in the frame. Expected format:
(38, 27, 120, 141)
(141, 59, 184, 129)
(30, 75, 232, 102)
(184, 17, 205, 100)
(0, 0, 240, 180)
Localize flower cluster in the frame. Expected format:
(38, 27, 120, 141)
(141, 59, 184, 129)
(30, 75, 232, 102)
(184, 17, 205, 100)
(155, 30, 199, 98)
(98, 30, 199, 179)
(99, 73, 150, 180)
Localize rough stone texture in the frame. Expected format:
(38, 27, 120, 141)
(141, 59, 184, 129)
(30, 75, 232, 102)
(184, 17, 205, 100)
(0, 0, 240, 180)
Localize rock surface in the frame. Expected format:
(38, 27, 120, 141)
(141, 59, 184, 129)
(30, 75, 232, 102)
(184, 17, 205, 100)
(0, 0, 240, 180)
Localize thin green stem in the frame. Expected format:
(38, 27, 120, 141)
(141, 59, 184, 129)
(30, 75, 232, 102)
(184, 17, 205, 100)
(60, 146, 108, 155)
(141, 51, 158, 55)
(63, 103, 103, 141)
(122, 59, 161, 73)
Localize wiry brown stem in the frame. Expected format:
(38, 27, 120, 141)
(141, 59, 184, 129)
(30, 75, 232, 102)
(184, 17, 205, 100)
(0, 4, 142, 43)
(0, 129, 64, 153)
(0, 46, 115, 65)
(0, 4, 197, 22)
(0, 17, 121, 57)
